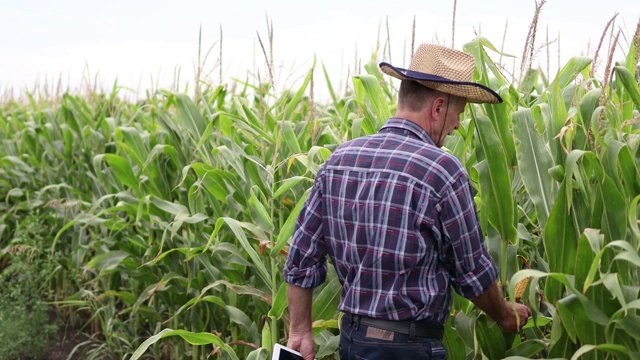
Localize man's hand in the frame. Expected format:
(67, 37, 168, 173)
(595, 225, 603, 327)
(470, 281, 532, 333)
(287, 330, 316, 360)
(496, 302, 532, 332)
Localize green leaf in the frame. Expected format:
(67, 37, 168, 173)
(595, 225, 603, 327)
(442, 316, 467, 360)
(556, 297, 578, 343)
(628, 195, 640, 244)
(267, 282, 288, 320)
(571, 344, 630, 360)
(615, 66, 640, 109)
(219, 217, 272, 288)
(512, 108, 554, 229)
(115, 126, 148, 168)
(101, 291, 137, 306)
(605, 141, 640, 198)
(353, 74, 391, 128)
(86, 251, 129, 272)
(195, 112, 219, 151)
(504, 339, 546, 358)
(282, 121, 302, 155)
(273, 188, 311, 254)
(249, 186, 273, 231)
(273, 176, 310, 199)
(314, 330, 341, 359)
(543, 181, 578, 276)
(600, 273, 626, 307)
(473, 114, 517, 244)
(608, 240, 640, 268)
(321, 62, 338, 106)
(508, 270, 610, 326)
(167, 92, 207, 142)
(226, 305, 253, 329)
(576, 229, 602, 291)
(130, 328, 238, 360)
(578, 89, 601, 131)
(150, 196, 189, 216)
(1, 155, 35, 173)
(186, 163, 233, 204)
(504, 358, 566, 360)
(597, 174, 627, 243)
(464, 39, 516, 166)
(551, 57, 592, 89)
(475, 314, 506, 360)
(454, 312, 476, 350)
(247, 348, 269, 360)
(284, 59, 315, 120)
(312, 274, 341, 322)
(102, 153, 139, 192)
(548, 325, 575, 359)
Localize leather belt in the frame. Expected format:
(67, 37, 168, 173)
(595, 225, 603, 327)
(344, 313, 444, 340)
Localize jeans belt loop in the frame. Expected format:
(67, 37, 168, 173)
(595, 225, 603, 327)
(408, 322, 416, 341)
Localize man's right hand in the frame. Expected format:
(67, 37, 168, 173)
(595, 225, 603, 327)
(496, 301, 532, 333)
(470, 281, 532, 333)
(287, 331, 316, 360)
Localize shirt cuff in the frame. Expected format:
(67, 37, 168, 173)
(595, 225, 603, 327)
(283, 262, 327, 289)
(451, 254, 498, 299)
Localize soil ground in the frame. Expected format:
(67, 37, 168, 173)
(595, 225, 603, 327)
(45, 325, 88, 360)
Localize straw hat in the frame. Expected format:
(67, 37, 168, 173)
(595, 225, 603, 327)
(379, 43, 502, 104)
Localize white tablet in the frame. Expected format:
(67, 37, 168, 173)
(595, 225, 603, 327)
(272, 343, 304, 360)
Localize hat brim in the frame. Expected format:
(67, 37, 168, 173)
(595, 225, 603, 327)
(380, 62, 502, 104)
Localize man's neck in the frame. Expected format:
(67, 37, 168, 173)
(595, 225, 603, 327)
(394, 110, 433, 140)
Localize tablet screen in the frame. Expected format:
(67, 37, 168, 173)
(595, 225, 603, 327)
(272, 343, 304, 360)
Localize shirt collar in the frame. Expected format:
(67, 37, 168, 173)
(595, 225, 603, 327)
(379, 118, 436, 146)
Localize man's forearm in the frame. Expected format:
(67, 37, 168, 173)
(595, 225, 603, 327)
(287, 284, 314, 332)
(470, 281, 507, 321)
(286, 284, 316, 359)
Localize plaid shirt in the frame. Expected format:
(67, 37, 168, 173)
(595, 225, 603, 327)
(283, 118, 498, 323)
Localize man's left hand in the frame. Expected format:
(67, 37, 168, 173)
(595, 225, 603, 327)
(287, 330, 316, 360)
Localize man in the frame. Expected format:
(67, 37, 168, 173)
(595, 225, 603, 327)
(283, 43, 531, 359)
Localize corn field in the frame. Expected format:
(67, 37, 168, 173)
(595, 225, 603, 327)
(1, 27, 640, 360)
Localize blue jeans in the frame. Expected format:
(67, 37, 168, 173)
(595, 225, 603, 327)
(339, 315, 448, 359)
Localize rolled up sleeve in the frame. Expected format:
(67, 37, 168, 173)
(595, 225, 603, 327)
(283, 174, 328, 289)
(439, 172, 498, 299)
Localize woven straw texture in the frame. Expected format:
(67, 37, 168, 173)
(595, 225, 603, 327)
(381, 43, 500, 104)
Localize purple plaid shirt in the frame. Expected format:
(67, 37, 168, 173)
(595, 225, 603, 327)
(283, 118, 498, 323)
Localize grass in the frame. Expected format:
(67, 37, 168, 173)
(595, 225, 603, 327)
(0, 256, 59, 359)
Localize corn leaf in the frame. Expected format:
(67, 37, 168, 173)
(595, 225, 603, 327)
(130, 329, 238, 360)
(473, 114, 517, 244)
(312, 274, 341, 322)
(513, 108, 554, 229)
(615, 66, 640, 109)
(475, 314, 506, 360)
(267, 282, 288, 320)
(219, 217, 271, 288)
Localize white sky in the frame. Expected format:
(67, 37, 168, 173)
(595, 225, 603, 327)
(1, 0, 639, 100)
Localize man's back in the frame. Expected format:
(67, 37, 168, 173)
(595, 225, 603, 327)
(285, 118, 497, 324)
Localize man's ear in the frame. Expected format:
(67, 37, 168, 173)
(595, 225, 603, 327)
(431, 96, 446, 120)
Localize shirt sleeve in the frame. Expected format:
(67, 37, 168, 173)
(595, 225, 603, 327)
(283, 170, 328, 289)
(438, 171, 498, 299)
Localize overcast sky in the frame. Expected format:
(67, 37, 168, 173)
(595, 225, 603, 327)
(1, 0, 639, 99)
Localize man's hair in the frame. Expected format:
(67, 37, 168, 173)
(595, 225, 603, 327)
(398, 80, 465, 111)
(397, 80, 437, 112)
